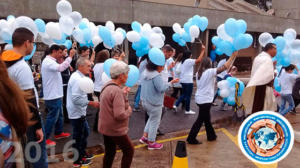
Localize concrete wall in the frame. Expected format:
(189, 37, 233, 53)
(1, 0, 300, 34)
(273, 0, 300, 19)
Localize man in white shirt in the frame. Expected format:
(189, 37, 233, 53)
(67, 57, 99, 166)
(41, 44, 75, 147)
(2, 28, 47, 168)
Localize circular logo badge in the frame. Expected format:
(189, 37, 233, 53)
(238, 111, 294, 164)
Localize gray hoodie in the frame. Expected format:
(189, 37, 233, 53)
(140, 69, 171, 106)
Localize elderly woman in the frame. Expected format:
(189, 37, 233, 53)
(139, 60, 179, 150)
(98, 61, 133, 168)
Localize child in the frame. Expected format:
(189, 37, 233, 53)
(187, 52, 238, 144)
(279, 64, 300, 115)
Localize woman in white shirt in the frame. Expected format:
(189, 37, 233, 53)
(279, 64, 300, 115)
(93, 50, 110, 100)
(186, 52, 237, 144)
(174, 45, 206, 114)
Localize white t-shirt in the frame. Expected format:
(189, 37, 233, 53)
(67, 71, 89, 119)
(166, 57, 175, 78)
(195, 68, 217, 104)
(217, 58, 227, 79)
(180, 59, 196, 83)
(173, 62, 182, 88)
(93, 63, 104, 92)
(279, 69, 300, 95)
(41, 56, 72, 100)
(7, 59, 39, 107)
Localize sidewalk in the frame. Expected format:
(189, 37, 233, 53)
(48, 112, 300, 168)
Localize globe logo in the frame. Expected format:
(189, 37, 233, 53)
(254, 127, 278, 150)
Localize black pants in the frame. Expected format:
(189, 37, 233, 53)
(63, 85, 69, 123)
(103, 134, 134, 168)
(94, 91, 100, 101)
(187, 103, 216, 141)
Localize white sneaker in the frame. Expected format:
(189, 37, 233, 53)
(185, 110, 196, 115)
(173, 105, 177, 112)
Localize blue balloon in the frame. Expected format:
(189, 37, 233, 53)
(224, 18, 238, 38)
(236, 19, 247, 35)
(211, 36, 222, 47)
(274, 77, 281, 92)
(141, 46, 150, 55)
(131, 21, 142, 33)
(103, 58, 117, 78)
(273, 36, 286, 51)
(238, 81, 245, 97)
(7, 15, 15, 20)
(83, 28, 92, 43)
(132, 42, 139, 51)
(182, 32, 191, 42)
(99, 26, 115, 48)
(136, 50, 144, 57)
(172, 33, 180, 43)
(53, 33, 67, 44)
(223, 97, 228, 104)
(280, 56, 291, 67)
(233, 34, 253, 50)
(192, 15, 201, 28)
(219, 40, 234, 56)
(227, 96, 236, 106)
(178, 39, 186, 47)
(199, 17, 208, 31)
(183, 22, 192, 33)
(125, 65, 140, 87)
(215, 48, 223, 55)
(79, 21, 88, 30)
(227, 77, 238, 87)
(139, 36, 149, 49)
(149, 48, 165, 66)
(63, 40, 72, 50)
(24, 44, 36, 61)
(34, 19, 46, 33)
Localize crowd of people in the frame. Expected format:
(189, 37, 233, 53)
(0, 27, 299, 168)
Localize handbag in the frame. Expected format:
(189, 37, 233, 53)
(163, 95, 176, 109)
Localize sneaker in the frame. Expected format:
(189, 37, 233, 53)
(73, 159, 92, 167)
(289, 110, 297, 115)
(212, 102, 218, 106)
(187, 139, 202, 145)
(46, 139, 56, 147)
(133, 107, 140, 112)
(185, 110, 196, 115)
(83, 153, 95, 160)
(208, 135, 217, 141)
(173, 105, 177, 112)
(139, 136, 149, 144)
(54, 132, 71, 139)
(148, 142, 163, 150)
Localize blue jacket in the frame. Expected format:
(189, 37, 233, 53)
(140, 69, 170, 106)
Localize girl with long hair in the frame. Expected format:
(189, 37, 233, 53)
(186, 52, 238, 144)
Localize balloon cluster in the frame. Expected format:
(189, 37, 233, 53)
(97, 21, 126, 49)
(126, 21, 165, 57)
(217, 77, 245, 106)
(212, 18, 253, 56)
(260, 28, 300, 67)
(172, 15, 208, 46)
(103, 58, 140, 87)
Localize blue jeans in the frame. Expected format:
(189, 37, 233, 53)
(280, 94, 295, 116)
(134, 85, 141, 109)
(175, 83, 193, 111)
(26, 120, 48, 168)
(142, 101, 162, 142)
(70, 118, 90, 162)
(44, 98, 64, 139)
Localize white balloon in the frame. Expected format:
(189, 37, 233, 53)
(79, 77, 94, 94)
(103, 42, 112, 49)
(82, 18, 89, 25)
(41, 33, 53, 45)
(217, 80, 229, 89)
(92, 36, 102, 46)
(150, 33, 164, 48)
(217, 24, 233, 42)
(90, 25, 99, 37)
(46, 22, 62, 40)
(141, 28, 154, 39)
(72, 28, 85, 44)
(179, 28, 185, 35)
(189, 25, 200, 38)
(105, 21, 115, 31)
(114, 31, 124, 45)
(160, 34, 166, 42)
(220, 89, 230, 98)
(191, 36, 195, 43)
(142, 23, 152, 31)
(152, 27, 163, 34)
(13, 16, 38, 39)
(0, 28, 12, 41)
(56, 0, 72, 17)
(290, 49, 300, 64)
(258, 32, 273, 47)
(59, 16, 74, 35)
(70, 11, 82, 26)
(0, 19, 9, 30)
(172, 23, 181, 34)
(284, 28, 297, 42)
(126, 31, 141, 42)
(4, 44, 13, 50)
